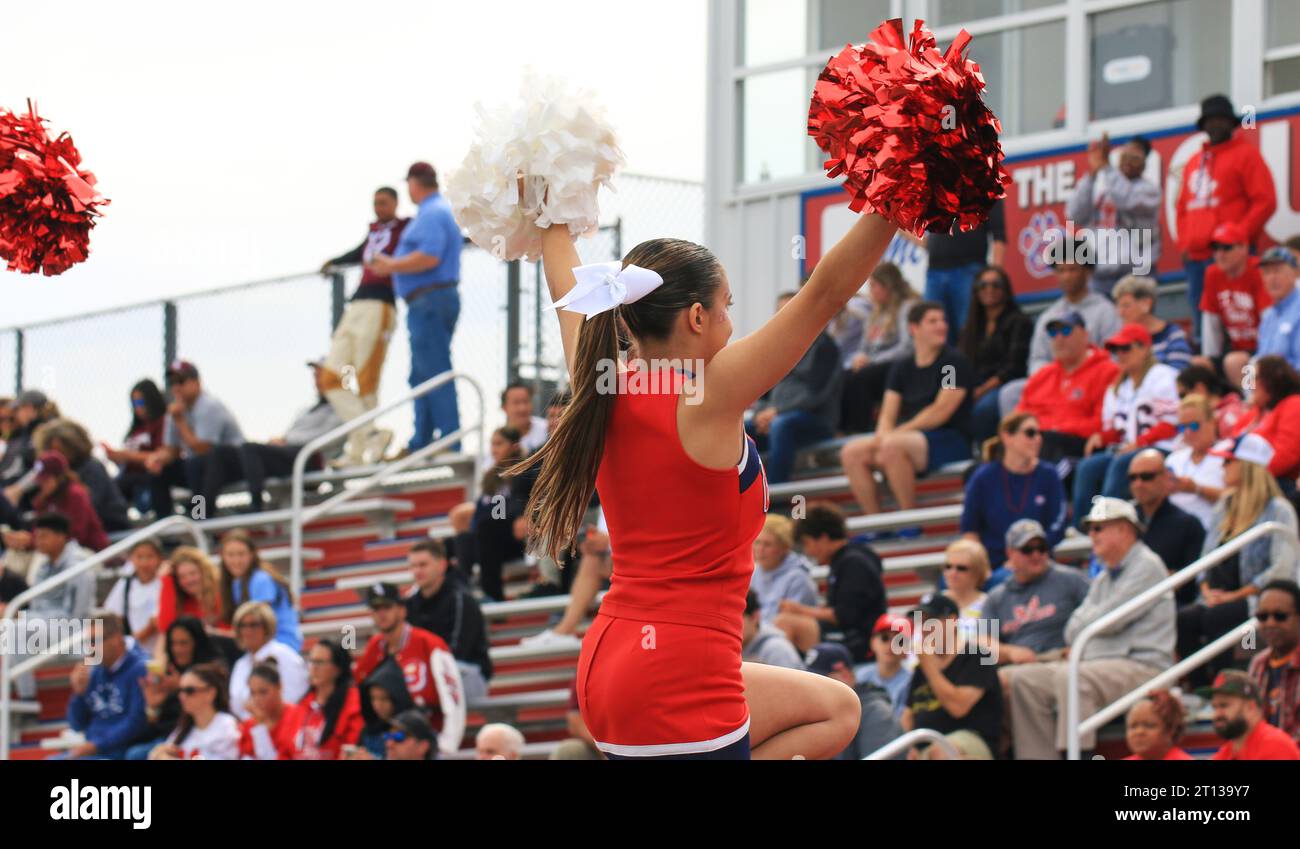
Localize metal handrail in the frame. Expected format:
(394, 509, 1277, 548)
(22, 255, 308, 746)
(289, 371, 485, 596)
(1, 515, 208, 759)
(1066, 521, 1295, 760)
(864, 728, 962, 760)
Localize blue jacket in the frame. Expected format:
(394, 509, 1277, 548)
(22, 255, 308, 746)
(231, 569, 302, 652)
(66, 646, 149, 757)
(1257, 287, 1300, 370)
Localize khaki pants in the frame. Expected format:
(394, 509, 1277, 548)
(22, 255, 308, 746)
(322, 300, 395, 462)
(1008, 657, 1161, 759)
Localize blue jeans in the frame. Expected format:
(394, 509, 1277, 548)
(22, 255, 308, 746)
(126, 737, 165, 761)
(925, 263, 982, 346)
(1071, 450, 1139, 529)
(747, 410, 834, 485)
(406, 288, 461, 452)
(971, 389, 1003, 444)
(1184, 258, 1210, 347)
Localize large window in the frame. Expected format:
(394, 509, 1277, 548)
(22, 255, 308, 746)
(740, 67, 822, 183)
(930, 0, 1060, 26)
(1265, 0, 1300, 98)
(971, 20, 1067, 136)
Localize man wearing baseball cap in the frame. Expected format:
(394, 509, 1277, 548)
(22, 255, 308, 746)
(1197, 222, 1272, 393)
(369, 162, 464, 457)
(1007, 497, 1174, 759)
(1256, 247, 1300, 371)
(859, 613, 914, 718)
(385, 709, 437, 761)
(352, 582, 454, 718)
(985, 520, 1089, 669)
(804, 641, 905, 759)
(1176, 93, 1277, 345)
(1204, 669, 1300, 760)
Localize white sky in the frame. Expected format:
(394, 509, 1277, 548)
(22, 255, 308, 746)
(0, 0, 707, 326)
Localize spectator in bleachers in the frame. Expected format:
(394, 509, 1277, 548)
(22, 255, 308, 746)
(103, 379, 168, 517)
(103, 537, 164, 656)
(62, 613, 149, 759)
(803, 641, 903, 760)
(959, 266, 1032, 443)
(0, 396, 12, 447)
(218, 530, 301, 651)
(404, 539, 492, 702)
(747, 291, 843, 484)
(34, 419, 129, 531)
(841, 301, 975, 526)
(128, 616, 224, 760)
(938, 539, 991, 635)
(23, 513, 94, 622)
(749, 514, 818, 624)
(1234, 357, 1300, 487)
(1071, 324, 1180, 529)
(448, 426, 525, 602)
(901, 594, 1001, 760)
(237, 663, 299, 760)
(839, 262, 919, 433)
(149, 662, 241, 760)
(476, 723, 525, 760)
(236, 361, 343, 513)
(1177, 435, 1300, 687)
(1123, 689, 1192, 760)
(914, 199, 1005, 346)
(1197, 222, 1271, 393)
(1249, 580, 1300, 742)
(354, 583, 454, 715)
(782, 504, 886, 661)
(0, 389, 56, 487)
(1255, 247, 1300, 370)
(1112, 276, 1192, 371)
(288, 639, 364, 760)
(501, 382, 549, 455)
(228, 601, 309, 721)
(857, 614, 914, 719)
(156, 547, 226, 640)
(1176, 95, 1277, 346)
(1165, 394, 1227, 531)
(828, 281, 871, 369)
(4, 450, 109, 552)
(144, 360, 245, 517)
(357, 658, 415, 759)
(385, 709, 436, 761)
(1176, 364, 1248, 440)
(0, 564, 25, 616)
(1205, 670, 1300, 760)
(1067, 135, 1161, 298)
(962, 412, 1067, 573)
(519, 519, 611, 649)
(1016, 311, 1120, 463)
(1009, 498, 1174, 759)
(742, 590, 804, 670)
(319, 186, 407, 468)
(1127, 449, 1206, 607)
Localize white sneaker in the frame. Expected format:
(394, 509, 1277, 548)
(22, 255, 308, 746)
(519, 629, 582, 649)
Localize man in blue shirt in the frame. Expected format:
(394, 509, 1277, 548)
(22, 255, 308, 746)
(371, 162, 464, 453)
(62, 614, 149, 759)
(1256, 247, 1300, 371)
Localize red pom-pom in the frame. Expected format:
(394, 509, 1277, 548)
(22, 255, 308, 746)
(808, 18, 1011, 237)
(0, 100, 108, 276)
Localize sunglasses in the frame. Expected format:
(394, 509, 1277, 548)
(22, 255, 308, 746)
(1211, 243, 1238, 253)
(1107, 344, 1136, 355)
(1015, 427, 1042, 439)
(1127, 471, 1160, 483)
(1046, 325, 1077, 338)
(1256, 611, 1294, 624)
(236, 620, 263, 630)
(1177, 422, 1202, 434)
(177, 686, 210, 696)
(943, 563, 971, 573)
(975, 279, 1003, 291)
(384, 730, 411, 744)
(1018, 542, 1049, 556)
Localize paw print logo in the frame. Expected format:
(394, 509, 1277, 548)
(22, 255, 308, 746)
(1019, 211, 1062, 280)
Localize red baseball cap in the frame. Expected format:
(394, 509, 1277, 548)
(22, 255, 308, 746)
(872, 613, 912, 638)
(1105, 324, 1153, 349)
(1211, 222, 1248, 247)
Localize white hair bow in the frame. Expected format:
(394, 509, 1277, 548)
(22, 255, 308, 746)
(550, 261, 664, 319)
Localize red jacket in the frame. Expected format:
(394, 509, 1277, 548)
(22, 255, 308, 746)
(288, 687, 363, 760)
(353, 624, 451, 713)
(1017, 347, 1121, 440)
(34, 481, 108, 552)
(1252, 395, 1300, 481)
(1176, 134, 1277, 261)
(239, 709, 300, 760)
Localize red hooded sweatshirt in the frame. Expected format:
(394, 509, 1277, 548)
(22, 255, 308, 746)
(1176, 133, 1277, 262)
(1017, 346, 1120, 440)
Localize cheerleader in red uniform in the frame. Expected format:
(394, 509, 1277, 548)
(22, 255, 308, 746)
(510, 211, 897, 759)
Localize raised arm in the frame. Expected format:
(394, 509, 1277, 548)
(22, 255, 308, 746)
(540, 226, 586, 380)
(705, 213, 897, 415)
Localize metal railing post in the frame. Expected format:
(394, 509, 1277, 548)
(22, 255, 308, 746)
(13, 328, 24, 394)
(864, 728, 961, 760)
(330, 272, 346, 330)
(162, 301, 177, 374)
(506, 260, 521, 385)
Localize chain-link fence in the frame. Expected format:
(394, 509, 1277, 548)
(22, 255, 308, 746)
(0, 174, 702, 459)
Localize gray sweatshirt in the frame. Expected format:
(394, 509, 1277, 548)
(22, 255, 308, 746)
(743, 623, 805, 670)
(27, 540, 95, 622)
(1028, 293, 1123, 375)
(1065, 541, 1174, 669)
(1066, 166, 1162, 278)
(750, 551, 819, 623)
(757, 331, 844, 426)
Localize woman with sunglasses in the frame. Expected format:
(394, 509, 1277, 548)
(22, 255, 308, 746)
(1071, 324, 1180, 530)
(102, 379, 169, 517)
(962, 412, 1066, 578)
(1123, 689, 1192, 760)
(287, 639, 363, 760)
(128, 616, 224, 759)
(938, 539, 991, 639)
(1165, 394, 1226, 530)
(1176, 434, 1300, 687)
(238, 663, 300, 760)
(959, 267, 1033, 444)
(149, 662, 240, 760)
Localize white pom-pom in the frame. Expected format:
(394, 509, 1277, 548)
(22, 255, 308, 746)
(447, 72, 626, 262)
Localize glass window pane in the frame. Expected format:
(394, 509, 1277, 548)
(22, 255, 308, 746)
(1090, 0, 1231, 121)
(931, 0, 1060, 27)
(743, 0, 810, 66)
(1266, 0, 1300, 50)
(818, 0, 893, 51)
(970, 20, 1066, 136)
(740, 68, 819, 183)
(1266, 57, 1300, 98)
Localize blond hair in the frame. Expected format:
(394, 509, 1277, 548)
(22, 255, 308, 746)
(169, 547, 223, 624)
(232, 600, 277, 638)
(1178, 393, 1214, 422)
(944, 538, 991, 585)
(1220, 462, 1284, 541)
(761, 514, 795, 550)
